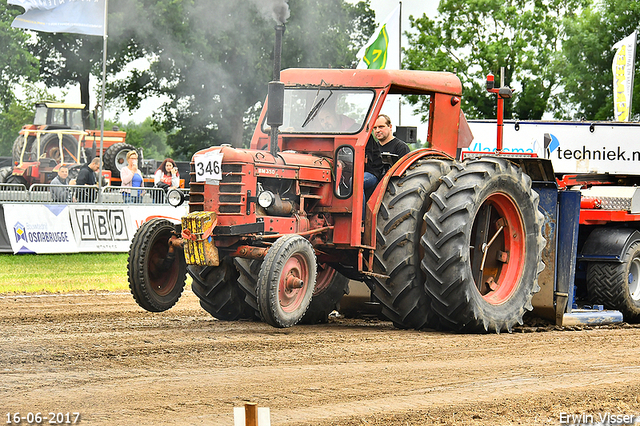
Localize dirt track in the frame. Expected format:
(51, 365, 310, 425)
(1, 289, 640, 426)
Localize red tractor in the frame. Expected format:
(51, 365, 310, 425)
(127, 60, 550, 332)
(3, 101, 135, 187)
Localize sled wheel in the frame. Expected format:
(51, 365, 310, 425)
(256, 234, 317, 327)
(370, 158, 451, 329)
(104, 142, 138, 178)
(421, 158, 545, 333)
(587, 239, 640, 322)
(300, 264, 349, 324)
(39, 133, 79, 163)
(189, 258, 258, 321)
(128, 218, 186, 312)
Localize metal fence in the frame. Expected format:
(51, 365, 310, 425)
(0, 184, 188, 205)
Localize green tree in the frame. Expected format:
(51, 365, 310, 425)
(558, 0, 640, 120)
(0, 3, 39, 111)
(404, 0, 589, 121)
(105, 0, 375, 158)
(121, 118, 171, 160)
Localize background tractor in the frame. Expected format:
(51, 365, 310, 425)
(0, 101, 135, 187)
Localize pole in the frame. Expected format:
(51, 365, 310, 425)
(398, 1, 402, 126)
(98, 0, 108, 202)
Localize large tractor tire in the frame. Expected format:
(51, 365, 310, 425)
(587, 239, 640, 323)
(6, 174, 27, 187)
(256, 234, 317, 328)
(39, 133, 79, 164)
(421, 158, 545, 333)
(189, 258, 258, 321)
(300, 264, 349, 324)
(369, 158, 451, 329)
(235, 257, 262, 313)
(0, 166, 12, 183)
(12, 135, 36, 164)
(104, 142, 137, 178)
(128, 218, 187, 312)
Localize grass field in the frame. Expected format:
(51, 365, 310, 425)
(0, 253, 131, 294)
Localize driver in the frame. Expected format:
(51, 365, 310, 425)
(318, 108, 357, 132)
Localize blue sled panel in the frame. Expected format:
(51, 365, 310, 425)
(562, 310, 623, 326)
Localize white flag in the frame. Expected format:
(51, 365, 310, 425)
(8, 0, 106, 37)
(612, 31, 637, 122)
(357, 4, 400, 70)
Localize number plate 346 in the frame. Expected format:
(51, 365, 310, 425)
(194, 151, 223, 182)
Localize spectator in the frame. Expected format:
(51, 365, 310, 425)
(75, 157, 100, 203)
(373, 114, 410, 174)
(154, 158, 180, 191)
(120, 150, 144, 203)
(50, 165, 76, 203)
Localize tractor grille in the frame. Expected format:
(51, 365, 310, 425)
(218, 164, 244, 214)
(188, 162, 245, 214)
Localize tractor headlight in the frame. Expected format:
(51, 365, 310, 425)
(167, 188, 185, 207)
(258, 190, 275, 208)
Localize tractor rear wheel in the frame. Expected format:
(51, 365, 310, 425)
(104, 142, 137, 179)
(300, 264, 349, 324)
(421, 158, 545, 333)
(189, 258, 258, 321)
(587, 239, 640, 323)
(0, 166, 13, 183)
(6, 174, 27, 187)
(39, 133, 79, 164)
(370, 158, 451, 329)
(12, 135, 36, 164)
(128, 218, 186, 312)
(256, 235, 317, 328)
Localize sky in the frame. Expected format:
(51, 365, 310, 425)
(67, 0, 441, 129)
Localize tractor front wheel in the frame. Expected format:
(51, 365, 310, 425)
(256, 235, 317, 328)
(128, 218, 187, 312)
(301, 264, 349, 324)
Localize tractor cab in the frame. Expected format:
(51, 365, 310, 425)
(33, 102, 86, 130)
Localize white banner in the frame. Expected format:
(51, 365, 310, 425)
(465, 120, 640, 175)
(612, 31, 637, 122)
(3, 204, 187, 254)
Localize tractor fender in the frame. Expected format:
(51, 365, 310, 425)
(579, 228, 640, 263)
(368, 148, 454, 217)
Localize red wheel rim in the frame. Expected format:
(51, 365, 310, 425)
(147, 232, 178, 296)
(470, 192, 525, 305)
(314, 263, 336, 295)
(278, 254, 310, 313)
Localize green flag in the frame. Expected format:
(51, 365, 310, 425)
(356, 5, 400, 70)
(362, 24, 389, 69)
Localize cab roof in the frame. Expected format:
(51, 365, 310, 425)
(36, 101, 86, 109)
(279, 68, 462, 96)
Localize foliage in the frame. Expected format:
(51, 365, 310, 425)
(404, 0, 589, 121)
(558, 0, 640, 120)
(105, 0, 375, 158)
(0, 3, 39, 111)
(120, 118, 172, 160)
